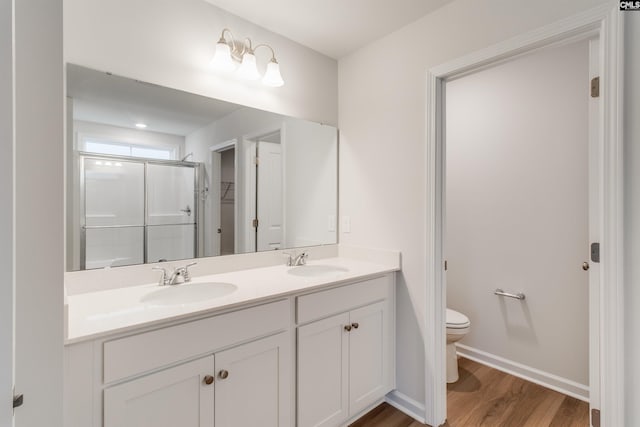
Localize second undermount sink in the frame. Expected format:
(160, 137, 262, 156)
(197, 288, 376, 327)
(140, 282, 238, 306)
(287, 264, 349, 278)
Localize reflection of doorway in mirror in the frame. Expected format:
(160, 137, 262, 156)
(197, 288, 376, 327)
(219, 149, 235, 255)
(210, 140, 237, 257)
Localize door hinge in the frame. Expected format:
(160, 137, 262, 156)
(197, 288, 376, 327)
(13, 394, 23, 409)
(591, 76, 600, 98)
(252, 218, 258, 228)
(591, 408, 601, 427)
(591, 242, 600, 263)
(254, 156, 260, 165)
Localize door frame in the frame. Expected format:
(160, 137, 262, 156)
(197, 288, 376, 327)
(210, 139, 238, 256)
(424, 4, 623, 426)
(0, 0, 14, 424)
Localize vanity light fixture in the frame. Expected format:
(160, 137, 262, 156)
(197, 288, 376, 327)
(135, 123, 147, 129)
(210, 28, 284, 87)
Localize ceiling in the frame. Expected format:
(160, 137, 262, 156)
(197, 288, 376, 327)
(204, 0, 453, 59)
(67, 64, 242, 136)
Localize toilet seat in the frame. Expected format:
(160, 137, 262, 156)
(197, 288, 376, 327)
(446, 308, 470, 329)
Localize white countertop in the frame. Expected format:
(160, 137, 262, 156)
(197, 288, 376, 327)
(66, 257, 399, 344)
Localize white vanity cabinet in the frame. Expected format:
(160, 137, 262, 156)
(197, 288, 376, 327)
(104, 355, 215, 427)
(103, 332, 290, 427)
(296, 275, 395, 427)
(65, 299, 292, 427)
(65, 271, 396, 427)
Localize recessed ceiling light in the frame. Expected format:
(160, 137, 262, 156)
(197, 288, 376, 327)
(135, 123, 147, 129)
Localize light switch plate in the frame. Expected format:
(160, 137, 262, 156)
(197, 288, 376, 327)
(341, 216, 351, 233)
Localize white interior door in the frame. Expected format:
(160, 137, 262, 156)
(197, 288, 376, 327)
(211, 151, 222, 257)
(256, 141, 283, 251)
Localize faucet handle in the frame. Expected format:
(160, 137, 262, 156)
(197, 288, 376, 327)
(282, 252, 294, 267)
(183, 262, 197, 281)
(152, 266, 169, 286)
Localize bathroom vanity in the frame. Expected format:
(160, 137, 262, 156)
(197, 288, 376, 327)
(64, 249, 399, 427)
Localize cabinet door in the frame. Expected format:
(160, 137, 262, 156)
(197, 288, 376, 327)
(298, 312, 350, 427)
(104, 355, 215, 427)
(215, 332, 291, 427)
(349, 301, 386, 416)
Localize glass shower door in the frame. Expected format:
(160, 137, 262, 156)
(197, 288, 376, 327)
(146, 164, 196, 263)
(83, 158, 145, 269)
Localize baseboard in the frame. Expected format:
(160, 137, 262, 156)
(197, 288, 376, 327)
(455, 344, 589, 401)
(385, 390, 427, 423)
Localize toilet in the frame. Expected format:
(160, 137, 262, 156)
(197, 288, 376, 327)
(446, 308, 471, 383)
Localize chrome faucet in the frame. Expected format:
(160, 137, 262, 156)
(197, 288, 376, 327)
(284, 252, 308, 267)
(152, 262, 197, 286)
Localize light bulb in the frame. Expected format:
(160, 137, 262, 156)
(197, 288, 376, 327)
(210, 41, 236, 72)
(262, 59, 284, 87)
(237, 53, 260, 81)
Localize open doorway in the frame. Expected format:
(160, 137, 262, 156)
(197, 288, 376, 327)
(219, 148, 235, 255)
(210, 140, 237, 257)
(424, 8, 623, 427)
(444, 38, 595, 424)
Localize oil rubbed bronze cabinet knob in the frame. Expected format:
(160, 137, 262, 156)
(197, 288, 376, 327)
(351, 323, 359, 329)
(344, 325, 352, 332)
(218, 370, 229, 380)
(203, 375, 214, 385)
(583, 262, 590, 271)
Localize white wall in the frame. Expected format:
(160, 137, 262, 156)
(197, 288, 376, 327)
(446, 41, 589, 385)
(13, 0, 64, 426)
(624, 12, 640, 426)
(64, 0, 338, 127)
(338, 0, 608, 413)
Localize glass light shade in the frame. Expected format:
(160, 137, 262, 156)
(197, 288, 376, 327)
(210, 41, 236, 72)
(237, 53, 260, 81)
(262, 60, 284, 87)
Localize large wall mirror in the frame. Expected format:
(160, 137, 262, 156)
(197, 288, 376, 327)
(66, 64, 338, 271)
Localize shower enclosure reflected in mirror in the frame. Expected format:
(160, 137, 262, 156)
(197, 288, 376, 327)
(66, 64, 338, 271)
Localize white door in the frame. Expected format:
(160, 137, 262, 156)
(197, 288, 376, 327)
(211, 151, 222, 257)
(349, 302, 386, 415)
(256, 141, 283, 251)
(215, 332, 291, 427)
(104, 356, 215, 427)
(298, 313, 350, 427)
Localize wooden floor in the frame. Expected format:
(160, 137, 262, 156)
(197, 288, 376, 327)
(350, 358, 589, 427)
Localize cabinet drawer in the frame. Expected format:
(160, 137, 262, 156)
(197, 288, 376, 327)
(103, 299, 289, 384)
(297, 276, 390, 324)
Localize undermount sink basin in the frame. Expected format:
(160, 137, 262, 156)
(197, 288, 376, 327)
(140, 282, 237, 306)
(287, 264, 349, 278)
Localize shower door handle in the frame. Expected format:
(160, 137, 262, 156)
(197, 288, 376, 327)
(180, 205, 192, 216)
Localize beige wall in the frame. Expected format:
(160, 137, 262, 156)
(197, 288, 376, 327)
(338, 0, 608, 413)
